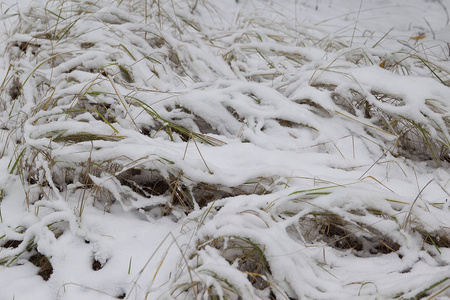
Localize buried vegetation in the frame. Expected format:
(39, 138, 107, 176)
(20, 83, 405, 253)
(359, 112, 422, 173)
(0, 0, 450, 299)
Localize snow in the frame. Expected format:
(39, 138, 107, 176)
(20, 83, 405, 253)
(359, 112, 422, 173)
(0, 0, 449, 299)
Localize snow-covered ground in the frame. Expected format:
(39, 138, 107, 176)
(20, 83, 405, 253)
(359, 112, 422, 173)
(0, 0, 449, 299)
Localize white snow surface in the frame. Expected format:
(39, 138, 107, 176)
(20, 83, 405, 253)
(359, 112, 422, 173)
(0, 0, 449, 299)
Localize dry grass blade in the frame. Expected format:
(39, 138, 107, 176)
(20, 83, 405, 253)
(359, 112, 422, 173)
(402, 179, 433, 229)
(105, 73, 139, 131)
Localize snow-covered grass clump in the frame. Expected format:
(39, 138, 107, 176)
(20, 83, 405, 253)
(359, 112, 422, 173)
(0, 0, 450, 299)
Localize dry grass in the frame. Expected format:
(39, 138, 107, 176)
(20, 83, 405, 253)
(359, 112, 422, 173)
(0, 0, 449, 299)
